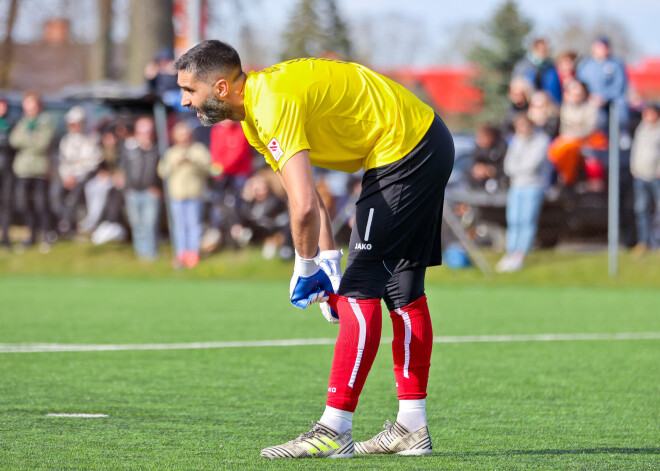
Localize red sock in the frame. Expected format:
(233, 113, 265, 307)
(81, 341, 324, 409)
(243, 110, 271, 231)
(325, 294, 382, 412)
(390, 295, 433, 400)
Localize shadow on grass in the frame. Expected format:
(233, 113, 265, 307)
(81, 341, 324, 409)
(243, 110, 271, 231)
(437, 447, 660, 458)
(356, 447, 659, 460)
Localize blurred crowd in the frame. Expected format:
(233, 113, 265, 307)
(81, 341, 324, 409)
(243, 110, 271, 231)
(0, 52, 362, 267)
(463, 36, 660, 272)
(1, 38, 659, 272)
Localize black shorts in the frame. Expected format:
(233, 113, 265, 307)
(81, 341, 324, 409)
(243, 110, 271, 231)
(346, 115, 454, 269)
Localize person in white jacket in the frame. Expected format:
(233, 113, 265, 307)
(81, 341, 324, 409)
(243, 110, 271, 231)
(630, 104, 660, 256)
(497, 113, 550, 272)
(55, 106, 102, 236)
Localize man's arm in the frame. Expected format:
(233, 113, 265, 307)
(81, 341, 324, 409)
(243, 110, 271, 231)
(316, 189, 336, 252)
(278, 149, 336, 309)
(278, 149, 335, 257)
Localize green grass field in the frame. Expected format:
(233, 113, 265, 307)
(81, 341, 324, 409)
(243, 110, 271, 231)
(0, 245, 659, 469)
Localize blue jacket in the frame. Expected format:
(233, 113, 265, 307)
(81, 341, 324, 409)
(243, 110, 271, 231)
(576, 56, 627, 103)
(512, 55, 562, 104)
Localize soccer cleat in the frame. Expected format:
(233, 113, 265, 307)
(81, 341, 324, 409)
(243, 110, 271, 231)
(260, 422, 354, 459)
(354, 420, 432, 456)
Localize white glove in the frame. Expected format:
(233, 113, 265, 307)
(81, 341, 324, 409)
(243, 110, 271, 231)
(289, 249, 333, 309)
(318, 249, 342, 323)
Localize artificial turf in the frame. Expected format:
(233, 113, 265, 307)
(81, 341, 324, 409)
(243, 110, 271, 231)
(0, 275, 658, 470)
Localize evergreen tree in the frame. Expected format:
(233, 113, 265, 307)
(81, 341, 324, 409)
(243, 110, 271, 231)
(468, 0, 532, 122)
(280, 0, 352, 61)
(280, 0, 325, 60)
(320, 0, 351, 59)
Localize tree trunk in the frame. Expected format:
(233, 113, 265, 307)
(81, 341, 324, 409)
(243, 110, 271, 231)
(125, 0, 174, 84)
(0, 0, 20, 88)
(89, 0, 114, 81)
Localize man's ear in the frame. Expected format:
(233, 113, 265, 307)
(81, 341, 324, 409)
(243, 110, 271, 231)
(213, 78, 229, 99)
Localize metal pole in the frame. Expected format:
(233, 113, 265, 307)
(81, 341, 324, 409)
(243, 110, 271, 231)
(442, 203, 493, 277)
(608, 102, 620, 277)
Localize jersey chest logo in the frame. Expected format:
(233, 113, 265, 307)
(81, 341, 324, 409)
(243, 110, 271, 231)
(267, 138, 284, 162)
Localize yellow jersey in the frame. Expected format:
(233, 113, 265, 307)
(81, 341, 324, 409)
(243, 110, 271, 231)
(240, 58, 435, 173)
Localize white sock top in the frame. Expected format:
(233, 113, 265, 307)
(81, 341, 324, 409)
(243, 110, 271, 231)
(396, 399, 427, 431)
(319, 405, 353, 434)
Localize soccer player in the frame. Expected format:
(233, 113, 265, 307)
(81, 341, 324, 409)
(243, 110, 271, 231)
(175, 40, 454, 459)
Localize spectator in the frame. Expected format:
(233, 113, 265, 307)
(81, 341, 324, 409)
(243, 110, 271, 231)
(159, 121, 210, 268)
(528, 90, 560, 139)
(468, 123, 508, 193)
(496, 114, 550, 273)
(144, 47, 181, 109)
(555, 50, 578, 87)
(54, 106, 103, 236)
(0, 98, 13, 248)
(119, 117, 161, 260)
(503, 77, 532, 137)
(9, 92, 56, 251)
(547, 80, 608, 186)
(79, 127, 121, 233)
(629, 104, 660, 257)
(230, 171, 290, 259)
(576, 37, 628, 131)
(203, 119, 253, 252)
(513, 38, 562, 104)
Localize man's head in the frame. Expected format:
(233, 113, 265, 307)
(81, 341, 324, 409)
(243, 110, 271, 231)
(591, 37, 611, 62)
(174, 40, 246, 126)
(531, 38, 549, 61)
(475, 123, 497, 148)
(0, 98, 7, 117)
(642, 104, 660, 124)
(22, 92, 41, 119)
(172, 120, 193, 146)
(563, 79, 589, 105)
(133, 116, 155, 150)
(65, 106, 85, 133)
(513, 113, 533, 137)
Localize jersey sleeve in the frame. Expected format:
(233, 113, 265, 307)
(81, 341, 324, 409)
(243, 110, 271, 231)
(252, 93, 310, 172)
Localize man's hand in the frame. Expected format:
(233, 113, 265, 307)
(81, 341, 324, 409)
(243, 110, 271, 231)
(318, 249, 342, 323)
(289, 249, 334, 309)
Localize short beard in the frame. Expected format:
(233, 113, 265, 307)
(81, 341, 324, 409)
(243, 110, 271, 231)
(194, 95, 233, 126)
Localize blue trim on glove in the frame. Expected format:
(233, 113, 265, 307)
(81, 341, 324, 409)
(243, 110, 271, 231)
(290, 269, 334, 309)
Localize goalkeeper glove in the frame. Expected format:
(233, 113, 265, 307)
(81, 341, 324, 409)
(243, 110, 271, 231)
(318, 249, 342, 323)
(289, 249, 334, 309)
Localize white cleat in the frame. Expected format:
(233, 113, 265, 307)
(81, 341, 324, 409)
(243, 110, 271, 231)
(260, 422, 354, 459)
(354, 420, 432, 456)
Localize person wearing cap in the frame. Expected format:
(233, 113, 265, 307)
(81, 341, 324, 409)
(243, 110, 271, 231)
(144, 47, 181, 108)
(576, 36, 629, 131)
(9, 92, 56, 250)
(54, 106, 103, 236)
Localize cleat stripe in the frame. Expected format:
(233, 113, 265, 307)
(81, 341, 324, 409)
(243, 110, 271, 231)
(264, 448, 282, 458)
(319, 437, 341, 449)
(412, 439, 432, 449)
(337, 443, 354, 455)
(309, 438, 329, 452)
(299, 441, 320, 454)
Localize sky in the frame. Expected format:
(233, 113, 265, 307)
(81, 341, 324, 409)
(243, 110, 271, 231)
(230, 0, 660, 66)
(2, 0, 659, 67)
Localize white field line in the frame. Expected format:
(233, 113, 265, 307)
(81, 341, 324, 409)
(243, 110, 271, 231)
(47, 413, 108, 418)
(0, 332, 659, 354)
